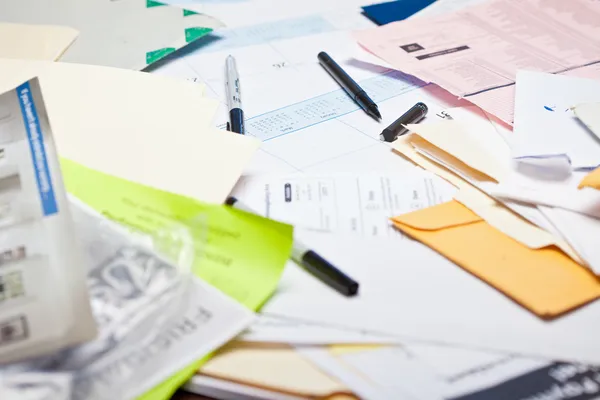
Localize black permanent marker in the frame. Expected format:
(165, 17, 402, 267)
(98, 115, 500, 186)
(318, 51, 381, 121)
(225, 196, 359, 297)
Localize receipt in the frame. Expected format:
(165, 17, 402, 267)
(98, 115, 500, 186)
(233, 172, 456, 239)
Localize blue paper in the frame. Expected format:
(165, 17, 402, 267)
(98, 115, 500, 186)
(362, 0, 437, 25)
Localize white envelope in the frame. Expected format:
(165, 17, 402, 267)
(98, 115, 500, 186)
(512, 71, 600, 171)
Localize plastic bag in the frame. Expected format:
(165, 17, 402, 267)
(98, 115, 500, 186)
(0, 197, 208, 399)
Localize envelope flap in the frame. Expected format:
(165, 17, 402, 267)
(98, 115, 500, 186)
(392, 201, 482, 231)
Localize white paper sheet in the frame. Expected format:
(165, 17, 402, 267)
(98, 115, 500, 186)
(241, 314, 405, 344)
(151, 26, 468, 177)
(299, 346, 447, 400)
(299, 345, 579, 400)
(261, 231, 600, 364)
(512, 70, 600, 171)
(232, 171, 456, 239)
(539, 206, 600, 276)
(486, 180, 600, 218)
(574, 102, 600, 140)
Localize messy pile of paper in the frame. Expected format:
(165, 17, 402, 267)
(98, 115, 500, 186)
(0, 56, 295, 398)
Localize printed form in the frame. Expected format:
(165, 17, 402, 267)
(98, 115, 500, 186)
(356, 0, 600, 123)
(233, 172, 456, 239)
(150, 13, 468, 175)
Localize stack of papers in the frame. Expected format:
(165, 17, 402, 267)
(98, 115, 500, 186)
(5, 0, 600, 398)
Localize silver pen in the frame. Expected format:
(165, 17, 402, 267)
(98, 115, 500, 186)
(225, 55, 244, 134)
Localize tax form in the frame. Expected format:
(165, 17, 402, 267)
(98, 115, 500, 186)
(356, 0, 600, 123)
(233, 172, 456, 239)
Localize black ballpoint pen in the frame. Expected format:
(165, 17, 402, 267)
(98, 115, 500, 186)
(318, 51, 381, 120)
(225, 196, 359, 297)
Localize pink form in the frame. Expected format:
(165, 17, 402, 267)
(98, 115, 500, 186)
(355, 0, 600, 124)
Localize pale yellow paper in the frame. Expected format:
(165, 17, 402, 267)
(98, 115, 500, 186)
(200, 342, 355, 398)
(0, 58, 259, 204)
(0, 23, 78, 61)
(392, 134, 582, 263)
(406, 121, 509, 182)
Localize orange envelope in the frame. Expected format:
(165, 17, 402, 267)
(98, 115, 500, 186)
(392, 201, 600, 319)
(579, 167, 600, 190)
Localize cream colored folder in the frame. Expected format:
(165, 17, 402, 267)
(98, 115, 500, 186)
(0, 58, 259, 204)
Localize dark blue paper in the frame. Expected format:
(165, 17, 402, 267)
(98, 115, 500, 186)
(362, 0, 437, 25)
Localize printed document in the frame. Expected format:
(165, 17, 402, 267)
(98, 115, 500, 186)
(356, 0, 600, 123)
(151, 24, 467, 176)
(232, 171, 456, 239)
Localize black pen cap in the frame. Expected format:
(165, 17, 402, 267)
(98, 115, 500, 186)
(380, 102, 428, 142)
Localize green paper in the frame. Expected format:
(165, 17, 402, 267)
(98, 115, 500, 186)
(185, 27, 212, 43)
(61, 158, 293, 309)
(145, 47, 176, 65)
(60, 160, 294, 399)
(183, 9, 199, 16)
